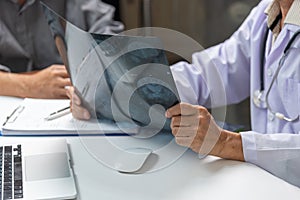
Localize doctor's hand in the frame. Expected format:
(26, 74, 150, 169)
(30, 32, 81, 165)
(165, 103, 245, 161)
(22, 65, 71, 99)
(66, 86, 91, 120)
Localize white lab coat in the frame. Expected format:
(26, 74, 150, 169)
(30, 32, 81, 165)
(171, 0, 300, 187)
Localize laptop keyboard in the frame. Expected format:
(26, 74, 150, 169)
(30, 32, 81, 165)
(0, 145, 23, 199)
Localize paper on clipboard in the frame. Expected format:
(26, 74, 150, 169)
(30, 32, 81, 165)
(1, 98, 138, 136)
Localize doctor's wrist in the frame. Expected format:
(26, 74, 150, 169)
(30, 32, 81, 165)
(212, 130, 245, 162)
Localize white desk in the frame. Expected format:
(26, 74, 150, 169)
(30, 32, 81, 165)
(1, 96, 300, 200)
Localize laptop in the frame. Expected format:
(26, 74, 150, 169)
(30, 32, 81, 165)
(0, 139, 77, 199)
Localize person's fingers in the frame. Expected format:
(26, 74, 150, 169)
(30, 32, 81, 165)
(171, 126, 198, 137)
(72, 92, 81, 105)
(166, 103, 199, 118)
(66, 87, 81, 105)
(66, 87, 72, 99)
(49, 65, 69, 78)
(68, 91, 90, 120)
(72, 102, 91, 120)
(61, 70, 69, 78)
(73, 110, 91, 121)
(58, 78, 72, 87)
(175, 136, 193, 147)
(55, 88, 69, 99)
(66, 86, 89, 120)
(55, 77, 71, 89)
(56, 69, 69, 78)
(171, 116, 181, 128)
(50, 65, 67, 71)
(171, 115, 200, 128)
(166, 104, 182, 117)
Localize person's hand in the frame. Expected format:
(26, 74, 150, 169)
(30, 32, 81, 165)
(165, 103, 244, 161)
(165, 103, 222, 155)
(66, 86, 91, 120)
(23, 65, 71, 99)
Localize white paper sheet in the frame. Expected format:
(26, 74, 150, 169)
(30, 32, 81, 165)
(1, 98, 138, 136)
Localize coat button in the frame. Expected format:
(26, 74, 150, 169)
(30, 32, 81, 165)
(267, 68, 273, 77)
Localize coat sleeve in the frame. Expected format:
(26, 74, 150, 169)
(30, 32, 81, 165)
(241, 131, 300, 187)
(172, 0, 300, 188)
(171, 1, 263, 107)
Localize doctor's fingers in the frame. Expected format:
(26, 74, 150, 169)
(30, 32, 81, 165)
(171, 115, 201, 128)
(166, 103, 201, 118)
(67, 87, 90, 120)
(66, 87, 73, 100)
(171, 126, 200, 138)
(174, 136, 196, 148)
(71, 102, 91, 120)
(66, 87, 81, 105)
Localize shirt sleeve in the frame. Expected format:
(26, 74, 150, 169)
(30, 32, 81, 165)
(0, 64, 11, 72)
(241, 131, 300, 187)
(67, 0, 124, 34)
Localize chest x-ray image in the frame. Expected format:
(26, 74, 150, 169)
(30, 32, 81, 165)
(41, 1, 180, 133)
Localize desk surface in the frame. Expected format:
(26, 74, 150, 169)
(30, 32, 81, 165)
(1, 96, 300, 200)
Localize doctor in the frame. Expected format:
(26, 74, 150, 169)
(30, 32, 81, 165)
(166, 0, 300, 187)
(68, 0, 300, 187)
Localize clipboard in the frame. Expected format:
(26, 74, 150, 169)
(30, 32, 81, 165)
(1, 98, 138, 136)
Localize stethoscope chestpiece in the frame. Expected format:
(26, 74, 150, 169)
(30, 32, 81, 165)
(253, 90, 267, 109)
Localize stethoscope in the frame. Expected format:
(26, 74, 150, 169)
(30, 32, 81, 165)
(253, 26, 300, 122)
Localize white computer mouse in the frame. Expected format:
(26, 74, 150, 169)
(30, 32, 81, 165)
(114, 147, 153, 173)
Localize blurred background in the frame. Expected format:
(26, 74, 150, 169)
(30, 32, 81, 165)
(103, 0, 260, 130)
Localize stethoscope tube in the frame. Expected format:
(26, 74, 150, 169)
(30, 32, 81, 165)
(264, 51, 299, 122)
(254, 28, 300, 122)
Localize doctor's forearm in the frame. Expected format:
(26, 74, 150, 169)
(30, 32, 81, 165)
(211, 130, 245, 162)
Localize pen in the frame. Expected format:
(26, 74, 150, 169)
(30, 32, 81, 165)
(2, 105, 24, 126)
(45, 106, 71, 121)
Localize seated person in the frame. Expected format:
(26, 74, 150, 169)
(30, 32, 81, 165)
(0, 0, 123, 99)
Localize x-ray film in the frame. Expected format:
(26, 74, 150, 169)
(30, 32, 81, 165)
(41, 1, 180, 132)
